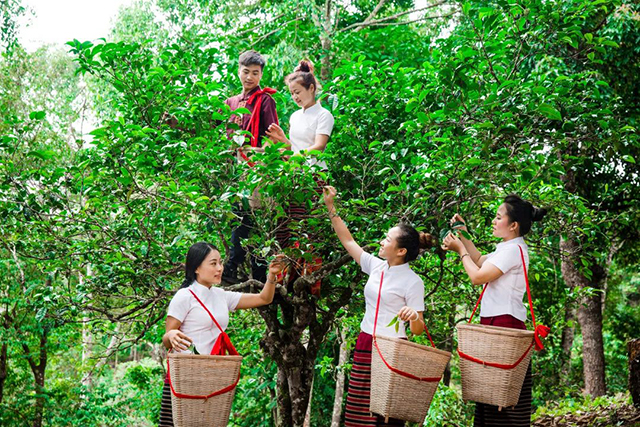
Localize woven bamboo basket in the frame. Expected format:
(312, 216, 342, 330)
(370, 335, 451, 423)
(168, 353, 242, 427)
(457, 324, 534, 408)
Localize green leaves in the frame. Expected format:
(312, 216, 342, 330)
(539, 103, 562, 121)
(386, 315, 400, 333)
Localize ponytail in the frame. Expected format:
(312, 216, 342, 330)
(396, 223, 437, 262)
(503, 195, 548, 236)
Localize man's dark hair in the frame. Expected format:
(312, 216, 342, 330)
(239, 50, 266, 70)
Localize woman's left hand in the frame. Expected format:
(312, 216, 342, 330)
(441, 232, 464, 253)
(397, 306, 419, 322)
(268, 254, 287, 278)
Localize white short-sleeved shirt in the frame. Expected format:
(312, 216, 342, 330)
(167, 281, 243, 355)
(289, 102, 334, 169)
(359, 252, 425, 338)
(480, 237, 529, 321)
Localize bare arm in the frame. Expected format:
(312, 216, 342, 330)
(442, 233, 503, 285)
(235, 256, 285, 310)
(162, 316, 192, 351)
(323, 186, 364, 265)
(305, 133, 329, 152)
(450, 214, 486, 267)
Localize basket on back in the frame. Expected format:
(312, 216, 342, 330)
(369, 270, 451, 424)
(457, 245, 550, 409)
(457, 324, 534, 408)
(370, 335, 451, 423)
(168, 352, 242, 427)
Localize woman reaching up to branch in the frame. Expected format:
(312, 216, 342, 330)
(323, 186, 435, 427)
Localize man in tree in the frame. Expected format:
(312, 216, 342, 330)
(222, 49, 279, 284)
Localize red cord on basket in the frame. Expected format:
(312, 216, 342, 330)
(372, 271, 442, 382)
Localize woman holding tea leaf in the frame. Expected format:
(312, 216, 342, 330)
(441, 195, 547, 427)
(159, 242, 285, 427)
(323, 186, 436, 427)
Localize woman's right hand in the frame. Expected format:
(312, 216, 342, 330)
(450, 213, 468, 233)
(266, 123, 287, 143)
(323, 186, 337, 208)
(167, 329, 193, 352)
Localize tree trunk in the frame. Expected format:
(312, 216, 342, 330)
(320, 0, 333, 82)
(560, 237, 607, 396)
(560, 305, 576, 383)
(303, 376, 314, 427)
(275, 369, 293, 427)
(0, 343, 7, 404)
(628, 339, 640, 408)
(23, 330, 48, 427)
(331, 326, 348, 427)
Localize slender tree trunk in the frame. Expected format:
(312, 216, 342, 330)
(560, 305, 576, 383)
(319, 0, 334, 82)
(0, 343, 7, 404)
(275, 369, 293, 427)
(303, 376, 314, 427)
(629, 339, 640, 408)
(331, 326, 348, 427)
(442, 311, 456, 387)
(23, 330, 48, 427)
(560, 237, 607, 396)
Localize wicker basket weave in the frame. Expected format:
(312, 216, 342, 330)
(370, 335, 451, 423)
(457, 324, 534, 408)
(168, 353, 242, 427)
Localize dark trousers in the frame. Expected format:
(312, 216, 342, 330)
(227, 206, 267, 282)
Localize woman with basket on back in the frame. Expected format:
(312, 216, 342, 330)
(323, 186, 438, 426)
(159, 242, 284, 427)
(441, 195, 547, 427)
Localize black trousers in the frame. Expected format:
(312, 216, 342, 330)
(227, 205, 267, 282)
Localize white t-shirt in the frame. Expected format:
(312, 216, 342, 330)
(167, 281, 243, 355)
(480, 237, 529, 321)
(360, 252, 425, 338)
(289, 102, 334, 169)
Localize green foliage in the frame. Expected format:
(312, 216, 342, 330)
(1, 0, 639, 425)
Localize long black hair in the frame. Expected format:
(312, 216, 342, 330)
(503, 195, 547, 236)
(395, 223, 436, 262)
(180, 242, 218, 289)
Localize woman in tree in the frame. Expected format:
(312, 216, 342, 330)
(266, 59, 334, 171)
(159, 242, 284, 427)
(441, 195, 547, 427)
(266, 60, 335, 290)
(323, 186, 434, 427)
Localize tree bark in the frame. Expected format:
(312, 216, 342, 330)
(0, 343, 7, 404)
(257, 273, 354, 426)
(560, 237, 607, 396)
(22, 330, 48, 427)
(560, 305, 576, 383)
(320, 0, 333, 82)
(330, 325, 348, 427)
(629, 339, 640, 408)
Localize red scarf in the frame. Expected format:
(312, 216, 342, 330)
(247, 87, 278, 146)
(238, 87, 279, 165)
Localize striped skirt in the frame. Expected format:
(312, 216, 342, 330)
(275, 176, 325, 248)
(474, 315, 532, 427)
(344, 332, 405, 427)
(159, 380, 174, 427)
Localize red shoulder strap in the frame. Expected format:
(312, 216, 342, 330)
(188, 289, 239, 356)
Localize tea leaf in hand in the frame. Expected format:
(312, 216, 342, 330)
(387, 315, 399, 327)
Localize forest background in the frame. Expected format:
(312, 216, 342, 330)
(1, 0, 639, 426)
